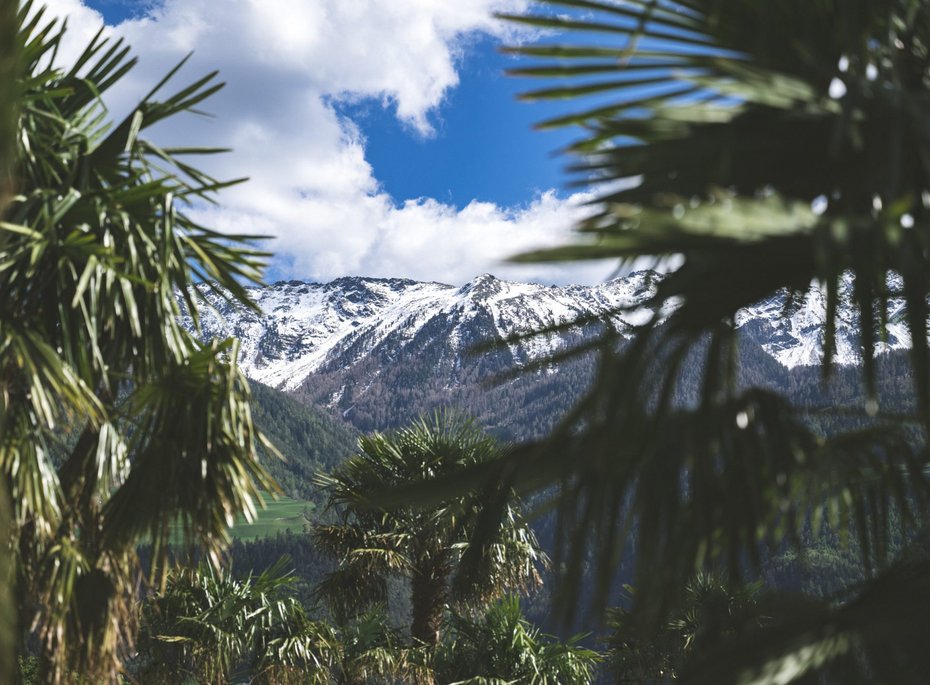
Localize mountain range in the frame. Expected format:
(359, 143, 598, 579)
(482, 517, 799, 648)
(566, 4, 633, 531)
(188, 270, 908, 442)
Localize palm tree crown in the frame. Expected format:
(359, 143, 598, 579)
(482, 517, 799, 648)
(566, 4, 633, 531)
(435, 596, 601, 685)
(2, 4, 275, 680)
(136, 559, 335, 685)
(313, 413, 545, 646)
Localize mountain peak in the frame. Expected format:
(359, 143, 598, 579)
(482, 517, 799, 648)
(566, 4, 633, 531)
(189, 270, 908, 395)
(456, 273, 504, 298)
(328, 275, 422, 288)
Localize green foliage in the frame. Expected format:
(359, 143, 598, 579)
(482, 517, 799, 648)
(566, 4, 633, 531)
(0, 4, 21, 677)
(135, 558, 335, 684)
(227, 493, 313, 541)
(228, 531, 337, 612)
(0, 485, 12, 685)
(17, 656, 38, 685)
(327, 607, 422, 685)
(0, 0, 15, 213)
(401, 1, 930, 682)
(136, 561, 433, 685)
(167, 491, 314, 543)
(313, 413, 546, 644)
(250, 381, 359, 502)
(137, 557, 595, 685)
(434, 597, 601, 685)
(1, 4, 275, 680)
(677, 557, 930, 685)
(606, 574, 763, 684)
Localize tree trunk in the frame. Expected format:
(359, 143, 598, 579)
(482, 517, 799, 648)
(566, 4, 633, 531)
(410, 561, 448, 646)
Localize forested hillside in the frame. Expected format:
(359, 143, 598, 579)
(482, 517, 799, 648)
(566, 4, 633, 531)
(248, 329, 917, 501)
(250, 382, 358, 501)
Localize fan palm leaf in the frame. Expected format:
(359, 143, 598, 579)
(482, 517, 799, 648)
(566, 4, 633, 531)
(435, 596, 601, 685)
(313, 413, 546, 646)
(1, 4, 276, 679)
(138, 558, 336, 684)
(395, 2, 930, 681)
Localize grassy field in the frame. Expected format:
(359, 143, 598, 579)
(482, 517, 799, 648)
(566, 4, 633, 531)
(168, 493, 314, 543)
(229, 493, 314, 541)
(221, 493, 313, 540)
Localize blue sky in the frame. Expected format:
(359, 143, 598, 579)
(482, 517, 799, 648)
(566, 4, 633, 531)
(56, 0, 613, 284)
(334, 35, 576, 210)
(80, 0, 143, 22)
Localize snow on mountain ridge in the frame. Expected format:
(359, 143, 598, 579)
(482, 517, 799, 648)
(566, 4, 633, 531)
(191, 274, 650, 391)
(189, 271, 910, 392)
(735, 273, 911, 367)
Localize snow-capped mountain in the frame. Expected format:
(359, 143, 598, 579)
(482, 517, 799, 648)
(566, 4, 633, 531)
(189, 271, 661, 392)
(736, 273, 910, 368)
(186, 271, 910, 438)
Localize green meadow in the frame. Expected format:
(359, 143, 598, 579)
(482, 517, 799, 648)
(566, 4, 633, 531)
(229, 493, 314, 541)
(169, 493, 313, 543)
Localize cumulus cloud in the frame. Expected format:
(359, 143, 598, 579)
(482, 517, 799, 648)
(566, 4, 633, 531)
(37, 0, 615, 285)
(191, 189, 615, 285)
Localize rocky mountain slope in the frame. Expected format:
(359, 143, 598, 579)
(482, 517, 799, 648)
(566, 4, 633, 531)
(189, 272, 661, 390)
(188, 271, 909, 439)
(736, 273, 910, 368)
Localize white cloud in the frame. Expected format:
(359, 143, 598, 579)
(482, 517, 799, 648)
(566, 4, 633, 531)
(36, 0, 615, 285)
(191, 189, 614, 285)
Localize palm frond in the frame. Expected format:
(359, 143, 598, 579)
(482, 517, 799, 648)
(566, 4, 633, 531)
(101, 339, 274, 570)
(445, 1, 930, 645)
(682, 559, 930, 685)
(314, 413, 546, 644)
(436, 596, 601, 684)
(1, 6, 276, 679)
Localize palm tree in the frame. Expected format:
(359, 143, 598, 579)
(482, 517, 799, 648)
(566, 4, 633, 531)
(434, 596, 601, 685)
(0, 2, 19, 681)
(406, 1, 930, 682)
(312, 413, 545, 647)
(328, 607, 427, 685)
(605, 575, 762, 684)
(138, 563, 429, 685)
(135, 559, 335, 685)
(2, 4, 275, 680)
